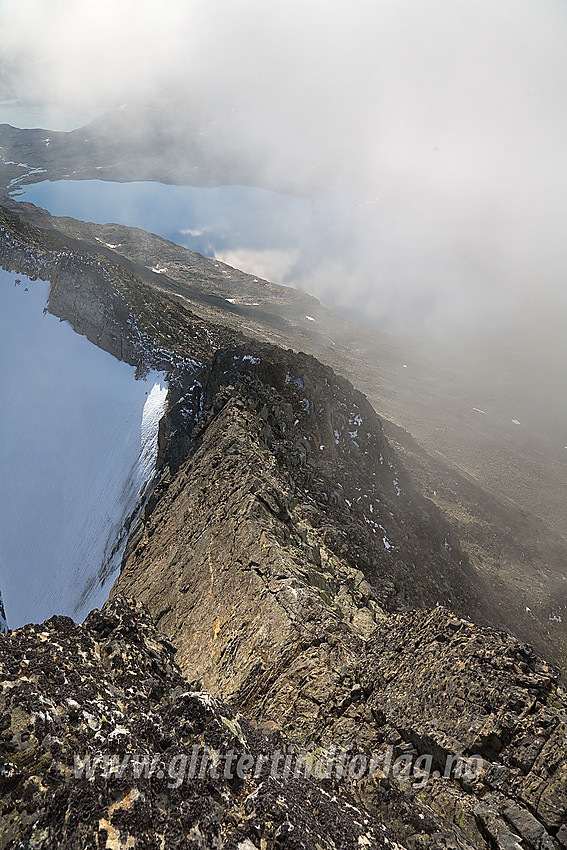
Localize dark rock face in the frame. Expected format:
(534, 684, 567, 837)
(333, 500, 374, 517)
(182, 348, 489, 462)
(0, 591, 7, 634)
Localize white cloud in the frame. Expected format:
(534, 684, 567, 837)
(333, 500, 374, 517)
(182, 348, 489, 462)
(1, 0, 567, 336)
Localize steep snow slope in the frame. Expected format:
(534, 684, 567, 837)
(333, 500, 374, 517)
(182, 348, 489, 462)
(0, 268, 166, 628)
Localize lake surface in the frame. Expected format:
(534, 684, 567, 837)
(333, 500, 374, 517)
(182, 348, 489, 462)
(19, 179, 364, 297)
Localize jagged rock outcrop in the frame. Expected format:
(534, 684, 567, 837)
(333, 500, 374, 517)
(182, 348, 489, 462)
(2, 600, 565, 850)
(0, 596, 459, 850)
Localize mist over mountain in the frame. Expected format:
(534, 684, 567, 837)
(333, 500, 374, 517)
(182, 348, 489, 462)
(2, 0, 567, 340)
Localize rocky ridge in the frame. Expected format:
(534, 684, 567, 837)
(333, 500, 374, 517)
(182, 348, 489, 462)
(0, 203, 483, 627)
(113, 340, 487, 700)
(0, 203, 566, 848)
(2, 191, 565, 670)
(108, 347, 567, 850)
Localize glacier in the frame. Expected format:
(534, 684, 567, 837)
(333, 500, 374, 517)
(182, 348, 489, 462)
(0, 268, 167, 629)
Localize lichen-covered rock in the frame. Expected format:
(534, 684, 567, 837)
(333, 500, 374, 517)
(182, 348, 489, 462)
(310, 608, 567, 850)
(3, 599, 564, 850)
(0, 597, 394, 849)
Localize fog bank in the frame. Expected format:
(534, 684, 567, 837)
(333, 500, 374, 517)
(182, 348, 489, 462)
(1, 0, 567, 338)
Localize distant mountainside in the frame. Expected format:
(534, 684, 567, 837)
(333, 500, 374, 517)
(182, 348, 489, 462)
(0, 99, 293, 192)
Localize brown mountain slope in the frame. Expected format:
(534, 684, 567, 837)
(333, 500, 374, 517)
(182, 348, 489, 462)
(2, 197, 565, 670)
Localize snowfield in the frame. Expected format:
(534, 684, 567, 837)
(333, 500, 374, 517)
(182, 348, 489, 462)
(0, 269, 167, 629)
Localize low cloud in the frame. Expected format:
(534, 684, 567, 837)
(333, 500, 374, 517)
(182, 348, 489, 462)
(1, 0, 567, 339)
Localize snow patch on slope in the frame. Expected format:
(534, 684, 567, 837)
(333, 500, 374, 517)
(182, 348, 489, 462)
(0, 269, 167, 629)
(0, 590, 7, 634)
(139, 383, 168, 486)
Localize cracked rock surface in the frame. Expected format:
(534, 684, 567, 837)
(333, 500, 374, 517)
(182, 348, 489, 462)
(0, 596, 453, 850)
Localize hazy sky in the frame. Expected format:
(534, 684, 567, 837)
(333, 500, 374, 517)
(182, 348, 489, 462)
(1, 0, 567, 338)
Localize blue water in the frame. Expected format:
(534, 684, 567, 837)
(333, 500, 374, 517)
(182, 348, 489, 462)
(18, 179, 359, 288)
(21, 180, 324, 254)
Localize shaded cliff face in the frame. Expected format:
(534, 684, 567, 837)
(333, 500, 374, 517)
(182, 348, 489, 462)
(0, 204, 237, 375)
